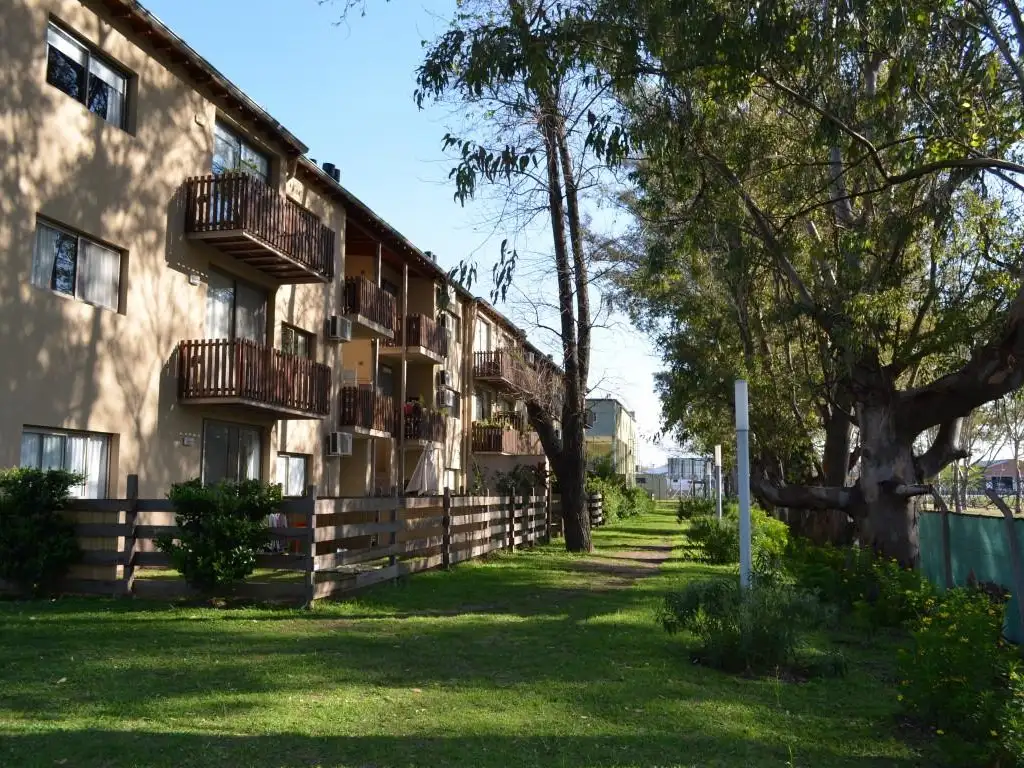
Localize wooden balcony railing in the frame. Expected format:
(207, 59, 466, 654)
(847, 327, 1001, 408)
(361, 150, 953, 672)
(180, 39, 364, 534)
(473, 350, 526, 390)
(344, 276, 397, 332)
(493, 410, 525, 431)
(386, 314, 449, 358)
(184, 173, 334, 282)
(178, 338, 331, 417)
(339, 387, 396, 435)
(403, 409, 446, 443)
(472, 423, 520, 454)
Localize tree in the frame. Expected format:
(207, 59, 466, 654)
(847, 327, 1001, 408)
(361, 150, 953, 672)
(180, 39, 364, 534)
(413, 0, 612, 551)
(596, 0, 1024, 561)
(997, 391, 1024, 512)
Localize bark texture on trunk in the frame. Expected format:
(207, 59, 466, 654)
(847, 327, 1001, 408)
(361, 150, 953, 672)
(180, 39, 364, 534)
(856, 402, 921, 565)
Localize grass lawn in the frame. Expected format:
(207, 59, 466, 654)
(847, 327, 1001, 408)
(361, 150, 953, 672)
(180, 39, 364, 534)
(0, 502, 937, 768)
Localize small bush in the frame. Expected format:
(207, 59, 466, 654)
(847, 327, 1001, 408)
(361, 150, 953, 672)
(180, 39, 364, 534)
(785, 539, 933, 627)
(676, 496, 715, 522)
(586, 476, 624, 522)
(686, 505, 790, 566)
(0, 468, 82, 595)
(659, 578, 830, 673)
(898, 587, 1015, 764)
(157, 479, 280, 594)
(620, 486, 654, 518)
(1000, 662, 1024, 767)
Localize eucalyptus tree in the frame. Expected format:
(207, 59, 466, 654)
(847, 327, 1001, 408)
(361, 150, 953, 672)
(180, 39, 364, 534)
(598, 0, 1024, 561)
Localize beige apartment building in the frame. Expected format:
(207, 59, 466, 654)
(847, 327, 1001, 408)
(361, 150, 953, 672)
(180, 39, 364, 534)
(0, 0, 550, 500)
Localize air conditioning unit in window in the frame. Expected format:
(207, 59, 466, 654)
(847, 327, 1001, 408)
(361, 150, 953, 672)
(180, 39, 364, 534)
(437, 369, 452, 388)
(327, 315, 352, 342)
(437, 388, 456, 409)
(326, 431, 353, 457)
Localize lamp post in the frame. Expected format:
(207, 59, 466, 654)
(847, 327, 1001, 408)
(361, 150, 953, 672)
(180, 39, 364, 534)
(735, 380, 751, 589)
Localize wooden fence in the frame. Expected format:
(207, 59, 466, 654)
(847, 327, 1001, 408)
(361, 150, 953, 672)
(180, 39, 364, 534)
(0, 478, 551, 604)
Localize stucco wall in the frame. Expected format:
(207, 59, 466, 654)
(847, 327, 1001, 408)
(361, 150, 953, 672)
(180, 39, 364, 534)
(0, 0, 344, 497)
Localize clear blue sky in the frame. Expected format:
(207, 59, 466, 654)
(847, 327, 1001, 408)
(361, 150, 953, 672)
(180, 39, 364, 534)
(142, 0, 669, 466)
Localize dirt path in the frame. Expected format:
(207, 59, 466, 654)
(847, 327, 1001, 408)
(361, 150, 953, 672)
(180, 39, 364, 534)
(568, 540, 676, 588)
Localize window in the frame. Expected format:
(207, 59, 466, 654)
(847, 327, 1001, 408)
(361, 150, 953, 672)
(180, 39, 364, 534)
(202, 420, 262, 485)
(276, 454, 308, 497)
(31, 219, 122, 311)
(20, 428, 110, 499)
(281, 325, 313, 358)
(46, 23, 127, 129)
(206, 270, 267, 344)
(474, 319, 491, 353)
(472, 389, 492, 422)
(213, 121, 270, 183)
(378, 364, 395, 397)
(441, 311, 460, 339)
(449, 391, 462, 419)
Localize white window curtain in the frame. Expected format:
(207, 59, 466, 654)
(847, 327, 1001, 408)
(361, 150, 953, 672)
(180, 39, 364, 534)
(235, 282, 266, 344)
(41, 434, 64, 471)
(205, 271, 234, 339)
(276, 455, 307, 497)
(19, 433, 41, 467)
(238, 428, 261, 481)
(83, 436, 108, 498)
(88, 56, 125, 128)
(32, 223, 60, 291)
(65, 435, 88, 498)
(79, 239, 120, 310)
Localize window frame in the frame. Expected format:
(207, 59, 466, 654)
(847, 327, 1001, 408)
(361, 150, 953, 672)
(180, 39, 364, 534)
(275, 453, 309, 497)
(280, 324, 314, 359)
(212, 119, 272, 184)
(31, 217, 124, 312)
(20, 426, 111, 499)
(45, 20, 130, 131)
(205, 269, 268, 344)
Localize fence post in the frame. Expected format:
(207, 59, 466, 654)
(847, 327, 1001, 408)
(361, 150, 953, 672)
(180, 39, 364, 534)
(123, 474, 139, 596)
(442, 487, 453, 569)
(544, 484, 553, 544)
(507, 494, 516, 552)
(303, 484, 317, 607)
(929, 488, 954, 590)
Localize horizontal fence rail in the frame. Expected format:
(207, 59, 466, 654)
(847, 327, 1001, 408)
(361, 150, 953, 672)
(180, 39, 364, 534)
(184, 173, 334, 280)
(0, 476, 554, 603)
(178, 338, 331, 417)
(343, 276, 397, 332)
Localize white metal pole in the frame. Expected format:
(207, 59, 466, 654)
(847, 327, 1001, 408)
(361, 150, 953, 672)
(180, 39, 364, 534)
(714, 444, 723, 521)
(735, 380, 752, 589)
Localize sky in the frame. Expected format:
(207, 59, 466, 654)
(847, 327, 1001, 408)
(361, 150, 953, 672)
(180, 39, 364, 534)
(141, 0, 672, 467)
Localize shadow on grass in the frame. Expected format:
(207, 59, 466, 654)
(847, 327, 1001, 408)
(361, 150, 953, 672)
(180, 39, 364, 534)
(0, 729, 924, 768)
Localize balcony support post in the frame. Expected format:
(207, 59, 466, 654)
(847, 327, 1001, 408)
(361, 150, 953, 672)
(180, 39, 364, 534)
(399, 262, 409, 494)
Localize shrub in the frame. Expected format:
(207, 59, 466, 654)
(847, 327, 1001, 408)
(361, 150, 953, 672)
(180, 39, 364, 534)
(1000, 662, 1024, 767)
(659, 578, 831, 673)
(586, 476, 624, 522)
(785, 539, 933, 627)
(676, 496, 715, 522)
(686, 505, 790, 566)
(157, 479, 280, 594)
(898, 586, 1016, 763)
(620, 485, 654, 518)
(0, 468, 82, 595)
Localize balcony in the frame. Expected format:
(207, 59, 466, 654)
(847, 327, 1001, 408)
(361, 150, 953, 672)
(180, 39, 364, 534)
(343, 276, 397, 340)
(473, 350, 527, 392)
(471, 422, 544, 455)
(184, 173, 334, 283)
(339, 386, 396, 439)
(381, 314, 449, 364)
(402, 408, 446, 446)
(177, 338, 330, 419)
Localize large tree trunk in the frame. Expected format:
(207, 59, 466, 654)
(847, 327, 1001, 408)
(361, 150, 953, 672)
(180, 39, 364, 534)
(558, 432, 591, 552)
(857, 402, 921, 565)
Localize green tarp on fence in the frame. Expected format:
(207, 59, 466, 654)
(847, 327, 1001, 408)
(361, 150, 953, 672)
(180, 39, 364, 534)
(919, 511, 1023, 643)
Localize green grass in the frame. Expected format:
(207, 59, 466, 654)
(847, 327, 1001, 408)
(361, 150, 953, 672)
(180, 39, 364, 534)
(0, 501, 936, 767)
